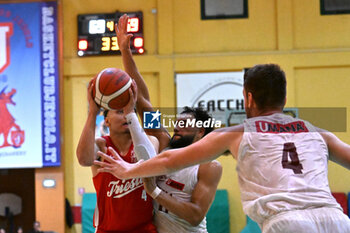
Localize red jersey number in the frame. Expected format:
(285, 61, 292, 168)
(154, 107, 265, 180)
(282, 142, 303, 174)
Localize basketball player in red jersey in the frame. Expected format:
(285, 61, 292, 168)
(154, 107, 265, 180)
(76, 73, 158, 233)
(96, 64, 350, 233)
(115, 14, 222, 232)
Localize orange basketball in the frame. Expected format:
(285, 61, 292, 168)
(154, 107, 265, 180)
(92, 68, 132, 110)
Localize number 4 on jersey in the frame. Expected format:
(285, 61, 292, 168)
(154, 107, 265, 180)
(141, 190, 147, 201)
(282, 142, 303, 174)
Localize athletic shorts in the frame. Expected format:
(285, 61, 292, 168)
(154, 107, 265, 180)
(262, 207, 350, 233)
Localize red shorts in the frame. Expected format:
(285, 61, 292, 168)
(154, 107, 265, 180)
(96, 221, 157, 233)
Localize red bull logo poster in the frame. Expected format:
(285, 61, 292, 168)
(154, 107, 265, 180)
(0, 1, 60, 168)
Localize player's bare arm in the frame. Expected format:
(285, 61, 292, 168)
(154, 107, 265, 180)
(116, 14, 150, 103)
(319, 129, 350, 170)
(94, 125, 243, 179)
(145, 161, 222, 226)
(76, 79, 102, 167)
(116, 14, 151, 119)
(116, 14, 170, 151)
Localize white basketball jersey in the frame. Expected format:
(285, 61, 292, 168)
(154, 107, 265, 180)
(154, 165, 208, 233)
(237, 113, 341, 226)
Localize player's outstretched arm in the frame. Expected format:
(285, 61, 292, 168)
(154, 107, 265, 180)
(319, 130, 350, 170)
(94, 126, 243, 179)
(116, 14, 150, 103)
(144, 161, 222, 226)
(76, 79, 102, 166)
(116, 14, 170, 151)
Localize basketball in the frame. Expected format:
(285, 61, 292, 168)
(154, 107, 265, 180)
(92, 68, 132, 110)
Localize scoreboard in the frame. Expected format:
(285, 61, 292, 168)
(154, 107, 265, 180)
(77, 12, 144, 56)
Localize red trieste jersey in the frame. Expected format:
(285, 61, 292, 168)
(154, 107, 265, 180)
(93, 136, 154, 232)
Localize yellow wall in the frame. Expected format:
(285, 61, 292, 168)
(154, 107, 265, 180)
(62, 0, 350, 233)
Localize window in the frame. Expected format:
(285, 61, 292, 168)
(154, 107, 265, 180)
(201, 0, 248, 20)
(320, 0, 350, 15)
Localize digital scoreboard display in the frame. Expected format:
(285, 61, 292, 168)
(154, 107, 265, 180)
(77, 12, 144, 56)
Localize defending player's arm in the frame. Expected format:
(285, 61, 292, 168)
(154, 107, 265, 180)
(116, 14, 150, 105)
(116, 14, 170, 151)
(319, 129, 350, 170)
(76, 79, 102, 166)
(144, 161, 222, 226)
(94, 126, 243, 179)
(116, 14, 151, 117)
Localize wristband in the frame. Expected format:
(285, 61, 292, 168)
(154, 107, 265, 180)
(150, 187, 162, 199)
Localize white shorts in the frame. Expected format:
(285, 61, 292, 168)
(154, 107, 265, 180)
(154, 210, 208, 233)
(262, 207, 350, 233)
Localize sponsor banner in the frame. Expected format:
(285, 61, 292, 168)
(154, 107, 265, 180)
(0, 2, 60, 168)
(176, 71, 244, 125)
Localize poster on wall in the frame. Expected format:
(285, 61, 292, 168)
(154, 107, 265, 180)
(0, 1, 60, 168)
(176, 71, 244, 126)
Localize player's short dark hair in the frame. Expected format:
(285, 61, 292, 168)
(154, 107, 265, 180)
(181, 106, 214, 136)
(244, 64, 286, 110)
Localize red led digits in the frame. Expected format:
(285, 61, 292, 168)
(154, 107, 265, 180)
(78, 39, 88, 50)
(138, 48, 144, 54)
(78, 12, 144, 56)
(134, 37, 143, 48)
(127, 17, 139, 32)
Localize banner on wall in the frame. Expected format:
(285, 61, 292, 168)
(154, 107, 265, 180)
(176, 71, 245, 125)
(0, 1, 60, 168)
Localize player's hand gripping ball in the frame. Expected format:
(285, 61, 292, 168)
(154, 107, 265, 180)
(92, 68, 132, 110)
